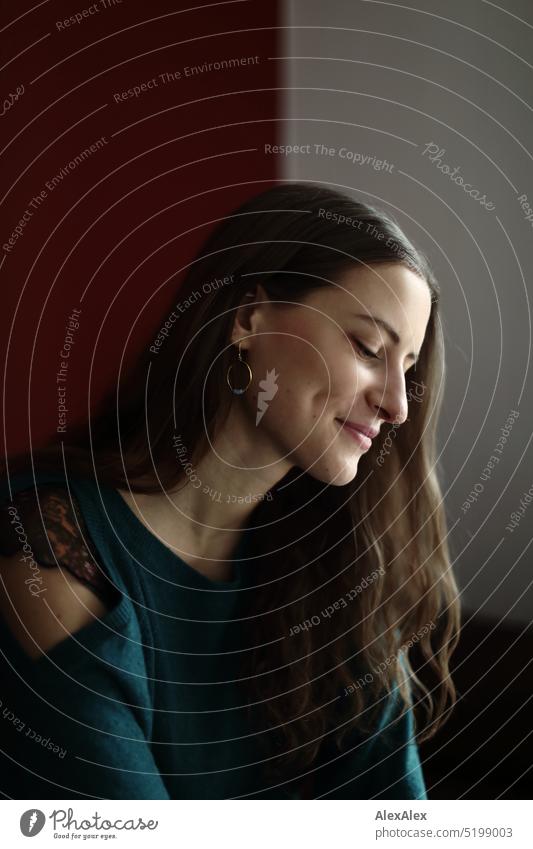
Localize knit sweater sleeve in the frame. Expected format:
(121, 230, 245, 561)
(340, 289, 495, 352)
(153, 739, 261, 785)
(0, 482, 170, 799)
(0, 599, 171, 800)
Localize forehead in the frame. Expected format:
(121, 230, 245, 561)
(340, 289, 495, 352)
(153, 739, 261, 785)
(333, 262, 428, 305)
(301, 262, 432, 352)
(312, 262, 429, 317)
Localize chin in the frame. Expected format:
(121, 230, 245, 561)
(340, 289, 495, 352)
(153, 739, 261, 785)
(281, 422, 362, 485)
(302, 450, 360, 487)
(327, 461, 360, 486)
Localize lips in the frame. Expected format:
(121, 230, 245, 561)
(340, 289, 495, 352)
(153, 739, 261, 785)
(335, 419, 376, 450)
(335, 419, 379, 439)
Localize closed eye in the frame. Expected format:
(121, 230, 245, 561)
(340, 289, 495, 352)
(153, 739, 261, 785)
(350, 335, 418, 376)
(350, 336, 380, 361)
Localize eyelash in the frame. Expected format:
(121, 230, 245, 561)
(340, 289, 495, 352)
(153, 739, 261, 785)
(350, 336, 380, 361)
(350, 335, 418, 378)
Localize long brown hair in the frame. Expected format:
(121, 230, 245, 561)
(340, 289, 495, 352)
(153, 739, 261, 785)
(6, 182, 461, 786)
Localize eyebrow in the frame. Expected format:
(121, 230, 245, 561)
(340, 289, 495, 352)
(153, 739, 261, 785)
(352, 313, 419, 364)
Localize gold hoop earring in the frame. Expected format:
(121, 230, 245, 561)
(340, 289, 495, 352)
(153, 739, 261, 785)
(226, 340, 253, 395)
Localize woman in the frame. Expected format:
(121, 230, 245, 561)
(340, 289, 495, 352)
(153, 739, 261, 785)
(0, 182, 461, 799)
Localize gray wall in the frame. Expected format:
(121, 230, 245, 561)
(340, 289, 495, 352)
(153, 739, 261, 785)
(282, 0, 533, 625)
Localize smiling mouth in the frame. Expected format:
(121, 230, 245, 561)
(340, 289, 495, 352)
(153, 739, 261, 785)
(335, 419, 372, 450)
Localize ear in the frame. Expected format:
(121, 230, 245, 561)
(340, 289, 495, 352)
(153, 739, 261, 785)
(254, 283, 269, 303)
(230, 284, 270, 348)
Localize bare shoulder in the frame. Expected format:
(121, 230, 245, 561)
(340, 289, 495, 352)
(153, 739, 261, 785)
(0, 550, 110, 661)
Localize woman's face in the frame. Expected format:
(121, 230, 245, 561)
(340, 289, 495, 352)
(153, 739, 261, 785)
(234, 261, 433, 486)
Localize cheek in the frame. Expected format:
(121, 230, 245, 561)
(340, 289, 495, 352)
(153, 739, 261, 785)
(253, 334, 318, 410)
(243, 328, 321, 433)
(252, 320, 322, 385)
(331, 355, 365, 405)
(250, 329, 363, 430)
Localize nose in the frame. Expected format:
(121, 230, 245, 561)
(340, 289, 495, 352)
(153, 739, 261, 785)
(369, 370, 409, 426)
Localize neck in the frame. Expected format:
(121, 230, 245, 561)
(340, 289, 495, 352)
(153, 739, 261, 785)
(119, 402, 292, 565)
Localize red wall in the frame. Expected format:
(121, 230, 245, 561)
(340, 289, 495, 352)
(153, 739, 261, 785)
(1, 0, 281, 457)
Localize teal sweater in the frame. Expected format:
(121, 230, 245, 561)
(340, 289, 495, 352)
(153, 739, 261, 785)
(0, 471, 428, 800)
